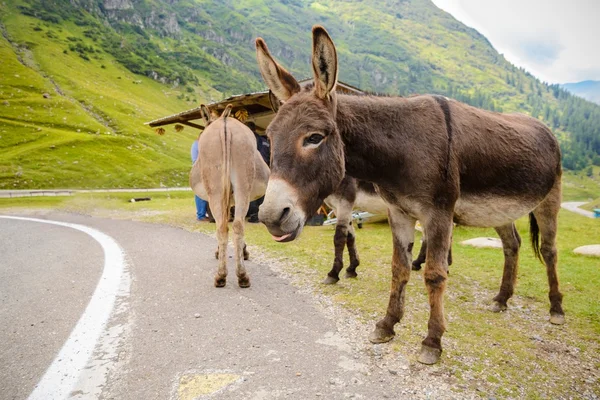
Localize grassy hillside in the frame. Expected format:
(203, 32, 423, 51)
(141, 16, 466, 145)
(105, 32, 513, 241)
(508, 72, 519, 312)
(0, 3, 210, 189)
(1, 0, 600, 189)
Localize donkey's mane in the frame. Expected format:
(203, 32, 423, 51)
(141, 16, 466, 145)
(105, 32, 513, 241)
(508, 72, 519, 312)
(301, 81, 409, 99)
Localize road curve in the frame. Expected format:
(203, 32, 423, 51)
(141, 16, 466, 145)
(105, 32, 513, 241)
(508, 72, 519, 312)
(0, 217, 109, 400)
(1, 211, 468, 399)
(561, 202, 596, 218)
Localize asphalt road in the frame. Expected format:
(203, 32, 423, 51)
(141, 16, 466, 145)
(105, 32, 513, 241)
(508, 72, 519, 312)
(561, 201, 596, 218)
(0, 212, 436, 400)
(0, 218, 103, 400)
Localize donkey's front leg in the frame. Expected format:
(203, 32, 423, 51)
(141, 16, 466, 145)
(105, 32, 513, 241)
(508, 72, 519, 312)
(419, 215, 453, 364)
(345, 221, 360, 278)
(324, 221, 348, 284)
(369, 209, 415, 344)
(324, 199, 354, 284)
(412, 238, 427, 271)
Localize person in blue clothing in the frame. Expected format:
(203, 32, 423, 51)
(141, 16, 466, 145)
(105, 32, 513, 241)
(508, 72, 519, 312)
(245, 122, 270, 223)
(191, 133, 209, 221)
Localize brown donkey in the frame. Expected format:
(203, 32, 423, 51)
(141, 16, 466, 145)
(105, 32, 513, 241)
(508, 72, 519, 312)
(190, 105, 270, 288)
(256, 26, 564, 364)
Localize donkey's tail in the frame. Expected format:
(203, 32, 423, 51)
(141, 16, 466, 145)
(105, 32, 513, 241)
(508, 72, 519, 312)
(220, 106, 233, 227)
(529, 212, 542, 262)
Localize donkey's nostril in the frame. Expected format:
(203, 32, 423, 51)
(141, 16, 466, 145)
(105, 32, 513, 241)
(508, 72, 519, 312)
(280, 207, 291, 222)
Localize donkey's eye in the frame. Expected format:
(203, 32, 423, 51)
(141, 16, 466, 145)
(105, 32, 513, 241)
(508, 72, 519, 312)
(304, 133, 324, 146)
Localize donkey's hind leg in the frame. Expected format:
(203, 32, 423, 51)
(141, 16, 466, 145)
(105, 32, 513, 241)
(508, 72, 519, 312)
(232, 193, 251, 288)
(491, 223, 521, 312)
(532, 182, 564, 325)
(209, 195, 228, 288)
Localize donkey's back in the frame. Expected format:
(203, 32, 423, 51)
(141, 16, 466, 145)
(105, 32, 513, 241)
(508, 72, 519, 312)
(448, 101, 561, 227)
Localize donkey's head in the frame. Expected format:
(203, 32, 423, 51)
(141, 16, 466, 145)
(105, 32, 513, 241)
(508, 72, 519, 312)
(256, 26, 345, 242)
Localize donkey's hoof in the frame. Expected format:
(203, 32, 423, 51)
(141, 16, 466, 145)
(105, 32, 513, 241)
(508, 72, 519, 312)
(550, 313, 565, 325)
(418, 345, 442, 365)
(323, 275, 339, 285)
(214, 277, 226, 288)
(243, 252, 250, 261)
(411, 262, 422, 271)
(238, 276, 251, 288)
(490, 301, 507, 313)
(214, 250, 219, 260)
(344, 270, 358, 279)
(368, 326, 395, 344)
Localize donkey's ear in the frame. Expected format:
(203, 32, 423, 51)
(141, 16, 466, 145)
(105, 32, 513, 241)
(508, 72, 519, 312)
(256, 38, 301, 102)
(311, 25, 338, 100)
(200, 104, 211, 124)
(221, 104, 233, 118)
(268, 90, 281, 113)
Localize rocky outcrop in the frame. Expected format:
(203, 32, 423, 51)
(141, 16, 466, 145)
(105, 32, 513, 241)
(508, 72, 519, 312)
(103, 0, 133, 10)
(199, 29, 225, 44)
(144, 11, 180, 36)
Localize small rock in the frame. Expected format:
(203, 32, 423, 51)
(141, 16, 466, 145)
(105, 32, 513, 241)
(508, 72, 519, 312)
(388, 369, 398, 375)
(573, 245, 600, 257)
(194, 313, 201, 318)
(43, 93, 50, 99)
(296, 372, 301, 376)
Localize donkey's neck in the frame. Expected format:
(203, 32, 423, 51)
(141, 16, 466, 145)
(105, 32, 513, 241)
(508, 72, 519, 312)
(335, 94, 417, 185)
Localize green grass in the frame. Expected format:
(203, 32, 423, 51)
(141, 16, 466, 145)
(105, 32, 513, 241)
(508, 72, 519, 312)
(562, 168, 600, 201)
(2, 191, 598, 398)
(0, 195, 67, 208)
(582, 198, 600, 212)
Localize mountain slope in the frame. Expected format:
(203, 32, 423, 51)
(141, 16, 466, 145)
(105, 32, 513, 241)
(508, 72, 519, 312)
(562, 80, 600, 105)
(1, 0, 599, 189)
(0, 3, 211, 188)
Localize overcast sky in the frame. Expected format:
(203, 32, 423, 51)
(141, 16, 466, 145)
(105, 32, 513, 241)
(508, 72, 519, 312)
(431, 0, 600, 84)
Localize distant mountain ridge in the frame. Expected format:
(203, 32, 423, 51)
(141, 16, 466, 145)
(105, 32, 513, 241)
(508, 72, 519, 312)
(1, 0, 599, 189)
(562, 80, 600, 105)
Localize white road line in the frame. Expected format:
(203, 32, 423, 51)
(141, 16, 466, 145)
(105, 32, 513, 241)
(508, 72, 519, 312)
(0, 216, 128, 400)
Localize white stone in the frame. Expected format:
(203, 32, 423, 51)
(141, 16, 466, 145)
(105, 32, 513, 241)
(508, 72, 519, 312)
(573, 245, 600, 257)
(460, 237, 503, 249)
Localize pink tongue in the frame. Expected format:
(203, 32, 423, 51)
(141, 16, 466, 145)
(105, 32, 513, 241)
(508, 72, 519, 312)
(272, 233, 292, 242)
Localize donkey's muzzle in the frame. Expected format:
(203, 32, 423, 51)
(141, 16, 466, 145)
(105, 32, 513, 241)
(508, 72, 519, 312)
(258, 178, 306, 242)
